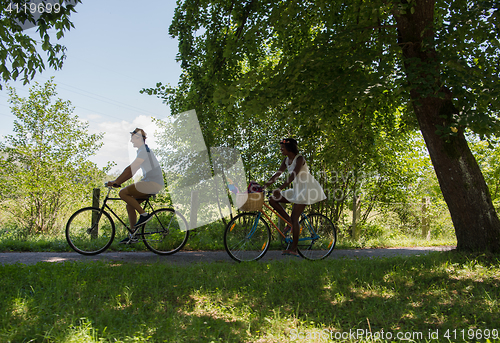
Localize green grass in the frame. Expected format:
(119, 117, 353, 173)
(0, 220, 457, 253)
(1, 251, 499, 342)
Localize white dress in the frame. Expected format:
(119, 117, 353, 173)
(281, 154, 326, 205)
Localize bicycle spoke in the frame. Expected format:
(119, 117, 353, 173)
(224, 213, 270, 262)
(142, 208, 189, 255)
(66, 207, 115, 255)
(297, 213, 337, 260)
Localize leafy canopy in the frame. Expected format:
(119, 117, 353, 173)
(0, 0, 80, 88)
(149, 0, 499, 141)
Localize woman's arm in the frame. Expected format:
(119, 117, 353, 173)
(264, 158, 287, 188)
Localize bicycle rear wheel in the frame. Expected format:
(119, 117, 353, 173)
(224, 212, 271, 262)
(66, 207, 115, 255)
(141, 208, 189, 255)
(297, 213, 337, 260)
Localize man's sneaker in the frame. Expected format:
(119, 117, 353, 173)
(118, 236, 139, 244)
(134, 213, 153, 228)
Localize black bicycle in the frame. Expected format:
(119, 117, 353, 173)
(66, 185, 189, 255)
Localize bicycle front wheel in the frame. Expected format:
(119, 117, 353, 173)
(297, 213, 337, 260)
(66, 207, 115, 255)
(141, 208, 189, 255)
(224, 212, 271, 262)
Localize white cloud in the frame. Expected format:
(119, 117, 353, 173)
(87, 114, 102, 121)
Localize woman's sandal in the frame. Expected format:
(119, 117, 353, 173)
(282, 250, 300, 257)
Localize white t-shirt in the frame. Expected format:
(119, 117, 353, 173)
(136, 144, 164, 187)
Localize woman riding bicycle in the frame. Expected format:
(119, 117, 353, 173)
(264, 138, 326, 257)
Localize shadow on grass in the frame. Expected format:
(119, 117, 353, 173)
(0, 251, 499, 342)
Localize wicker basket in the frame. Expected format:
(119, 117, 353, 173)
(235, 192, 264, 211)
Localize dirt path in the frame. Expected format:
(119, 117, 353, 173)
(0, 246, 455, 265)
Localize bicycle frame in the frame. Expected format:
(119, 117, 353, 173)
(224, 194, 337, 262)
(256, 202, 320, 244)
(96, 187, 159, 235)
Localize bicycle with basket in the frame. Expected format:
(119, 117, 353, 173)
(223, 184, 337, 262)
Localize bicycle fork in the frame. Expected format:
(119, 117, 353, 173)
(300, 213, 320, 241)
(246, 212, 262, 240)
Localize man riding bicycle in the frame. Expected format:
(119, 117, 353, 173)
(106, 128, 164, 243)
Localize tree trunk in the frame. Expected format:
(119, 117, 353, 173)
(396, 0, 500, 252)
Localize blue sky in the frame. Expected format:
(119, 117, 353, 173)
(0, 0, 182, 172)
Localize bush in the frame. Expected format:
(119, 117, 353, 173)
(0, 80, 111, 235)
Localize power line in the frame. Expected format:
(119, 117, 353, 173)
(26, 75, 167, 118)
(0, 112, 15, 119)
(0, 77, 168, 123)
(48, 79, 164, 118)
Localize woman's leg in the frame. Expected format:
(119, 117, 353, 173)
(288, 203, 307, 253)
(268, 193, 292, 224)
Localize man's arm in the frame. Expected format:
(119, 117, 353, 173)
(106, 157, 144, 187)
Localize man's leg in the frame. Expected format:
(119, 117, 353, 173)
(125, 202, 144, 231)
(119, 184, 148, 229)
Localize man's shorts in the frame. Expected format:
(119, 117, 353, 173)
(128, 181, 163, 197)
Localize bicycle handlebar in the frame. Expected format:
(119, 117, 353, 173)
(104, 182, 121, 189)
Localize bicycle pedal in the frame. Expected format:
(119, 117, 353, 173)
(118, 236, 139, 244)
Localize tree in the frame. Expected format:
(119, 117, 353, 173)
(469, 136, 500, 205)
(0, 0, 80, 88)
(147, 0, 500, 251)
(395, 0, 500, 252)
(0, 79, 109, 234)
